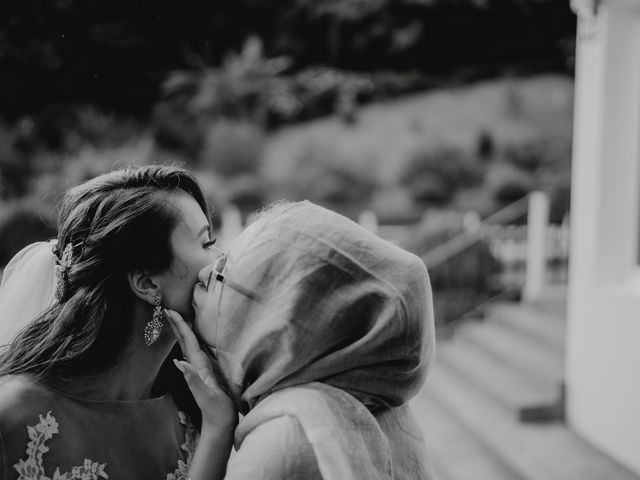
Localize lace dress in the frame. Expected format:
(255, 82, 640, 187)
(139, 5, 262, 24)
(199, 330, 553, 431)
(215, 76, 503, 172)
(0, 376, 199, 480)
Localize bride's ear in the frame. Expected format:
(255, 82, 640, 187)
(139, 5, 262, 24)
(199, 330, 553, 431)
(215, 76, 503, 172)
(127, 270, 159, 305)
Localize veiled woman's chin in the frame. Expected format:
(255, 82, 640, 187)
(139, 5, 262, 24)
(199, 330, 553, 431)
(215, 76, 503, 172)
(174, 304, 195, 325)
(192, 315, 215, 348)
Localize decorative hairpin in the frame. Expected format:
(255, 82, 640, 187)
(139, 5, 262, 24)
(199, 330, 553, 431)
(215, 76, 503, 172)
(54, 242, 79, 301)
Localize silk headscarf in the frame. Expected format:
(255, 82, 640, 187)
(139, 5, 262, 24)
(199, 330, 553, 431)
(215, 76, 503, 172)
(213, 201, 435, 479)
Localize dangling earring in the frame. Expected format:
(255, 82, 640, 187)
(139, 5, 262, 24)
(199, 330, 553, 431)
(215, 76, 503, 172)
(144, 295, 163, 346)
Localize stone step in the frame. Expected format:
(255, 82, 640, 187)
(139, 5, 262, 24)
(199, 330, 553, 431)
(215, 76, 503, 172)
(489, 301, 566, 353)
(417, 362, 640, 480)
(456, 318, 564, 386)
(411, 393, 525, 480)
(530, 285, 568, 317)
(436, 333, 560, 413)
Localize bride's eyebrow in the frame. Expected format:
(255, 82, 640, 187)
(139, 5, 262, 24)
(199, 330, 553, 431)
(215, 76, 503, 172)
(196, 225, 211, 239)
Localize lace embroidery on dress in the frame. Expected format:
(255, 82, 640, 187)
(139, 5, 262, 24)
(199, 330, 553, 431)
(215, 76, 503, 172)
(166, 411, 199, 480)
(13, 411, 199, 480)
(13, 411, 109, 480)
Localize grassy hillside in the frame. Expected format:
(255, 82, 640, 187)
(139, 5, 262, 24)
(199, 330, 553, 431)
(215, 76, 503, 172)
(263, 74, 573, 183)
(262, 74, 573, 219)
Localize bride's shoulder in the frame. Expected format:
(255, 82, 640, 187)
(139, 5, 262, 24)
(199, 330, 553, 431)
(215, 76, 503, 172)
(0, 375, 65, 470)
(0, 373, 48, 398)
(0, 375, 53, 427)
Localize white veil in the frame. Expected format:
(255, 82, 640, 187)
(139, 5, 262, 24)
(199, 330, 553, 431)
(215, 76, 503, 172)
(0, 241, 58, 350)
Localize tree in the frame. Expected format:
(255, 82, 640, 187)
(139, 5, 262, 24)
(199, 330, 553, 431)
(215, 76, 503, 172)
(295, 0, 389, 64)
(154, 37, 292, 159)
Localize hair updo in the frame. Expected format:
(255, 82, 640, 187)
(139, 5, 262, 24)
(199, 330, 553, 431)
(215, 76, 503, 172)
(0, 165, 210, 381)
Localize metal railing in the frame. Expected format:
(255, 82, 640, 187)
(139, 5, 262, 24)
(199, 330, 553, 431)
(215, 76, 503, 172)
(419, 193, 569, 329)
(421, 195, 530, 269)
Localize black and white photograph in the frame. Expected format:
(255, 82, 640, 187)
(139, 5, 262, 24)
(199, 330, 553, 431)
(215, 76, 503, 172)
(0, 1, 638, 479)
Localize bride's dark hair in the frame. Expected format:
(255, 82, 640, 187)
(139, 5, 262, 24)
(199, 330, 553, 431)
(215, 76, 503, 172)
(0, 165, 209, 420)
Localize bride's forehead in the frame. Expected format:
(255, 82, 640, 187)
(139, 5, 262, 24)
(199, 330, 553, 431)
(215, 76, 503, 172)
(168, 193, 208, 234)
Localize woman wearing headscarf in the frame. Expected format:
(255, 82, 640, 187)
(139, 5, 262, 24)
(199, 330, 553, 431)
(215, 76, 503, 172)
(169, 200, 436, 479)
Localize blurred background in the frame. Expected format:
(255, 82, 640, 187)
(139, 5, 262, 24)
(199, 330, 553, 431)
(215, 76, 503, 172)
(1, 1, 639, 479)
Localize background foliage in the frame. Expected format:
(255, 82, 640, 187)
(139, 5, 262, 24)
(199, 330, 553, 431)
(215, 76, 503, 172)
(0, 1, 575, 291)
(0, 0, 575, 119)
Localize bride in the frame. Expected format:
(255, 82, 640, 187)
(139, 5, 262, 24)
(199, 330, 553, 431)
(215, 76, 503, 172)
(0, 165, 236, 480)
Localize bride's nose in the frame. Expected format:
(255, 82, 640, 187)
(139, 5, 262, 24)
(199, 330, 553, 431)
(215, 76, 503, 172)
(197, 255, 227, 285)
(214, 254, 228, 273)
(197, 264, 214, 286)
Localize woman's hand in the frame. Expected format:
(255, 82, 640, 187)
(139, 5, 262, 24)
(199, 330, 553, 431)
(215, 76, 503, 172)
(165, 308, 237, 480)
(164, 308, 237, 432)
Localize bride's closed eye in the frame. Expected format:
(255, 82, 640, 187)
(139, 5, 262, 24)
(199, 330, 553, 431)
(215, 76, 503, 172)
(203, 237, 217, 249)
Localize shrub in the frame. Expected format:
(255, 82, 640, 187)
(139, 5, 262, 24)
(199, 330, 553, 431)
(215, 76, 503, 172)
(308, 167, 375, 206)
(476, 130, 495, 160)
(152, 100, 204, 157)
(268, 68, 430, 125)
(66, 107, 142, 151)
(27, 143, 152, 208)
(492, 170, 534, 205)
(504, 136, 571, 172)
(225, 174, 268, 216)
(156, 41, 431, 138)
(409, 176, 452, 205)
(0, 149, 32, 200)
(504, 81, 525, 119)
(0, 123, 36, 200)
(199, 120, 265, 178)
(0, 201, 57, 266)
(400, 146, 485, 206)
(284, 68, 374, 123)
(284, 142, 378, 215)
(157, 37, 290, 138)
(15, 106, 143, 154)
(369, 188, 422, 225)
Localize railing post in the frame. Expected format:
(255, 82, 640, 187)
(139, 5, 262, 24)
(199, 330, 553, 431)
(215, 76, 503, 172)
(523, 191, 550, 302)
(220, 206, 243, 249)
(358, 210, 378, 235)
(462, 210, 481, 233)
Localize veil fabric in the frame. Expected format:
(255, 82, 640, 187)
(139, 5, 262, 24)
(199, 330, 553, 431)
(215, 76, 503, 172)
(0, 241, 57, 349)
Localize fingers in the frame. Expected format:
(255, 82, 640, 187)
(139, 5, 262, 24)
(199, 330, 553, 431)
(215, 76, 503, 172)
(174, 358, 238, 431)
(164, 309, 213, 372)
(174, 359, 220, 399)
(165, 311, 186, 354)
(164, 308, 202, 362)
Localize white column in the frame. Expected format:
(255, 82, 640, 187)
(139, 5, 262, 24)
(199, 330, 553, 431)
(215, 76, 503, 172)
(523, 191, 550, 302)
